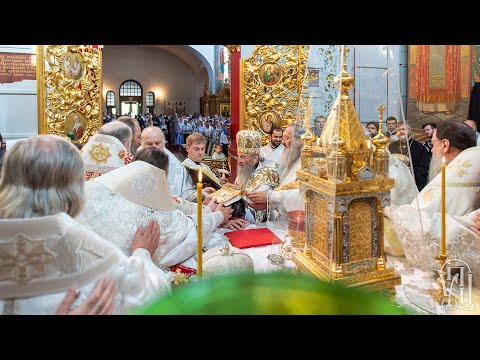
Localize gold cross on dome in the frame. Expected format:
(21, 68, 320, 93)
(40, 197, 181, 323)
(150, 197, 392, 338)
(340, 45, 350, 67)
(377, 104, 385, 120)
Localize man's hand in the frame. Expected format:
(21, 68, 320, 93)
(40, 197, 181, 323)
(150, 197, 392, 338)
(220, 218, 249, 230)
(247, 191, 268, 210)
(247, 191, 268, 205)
(202, 187, 216, 197)
(56, 278, 116, 315)
(249, 202, 267, 211)
(215, 200, 233, 223)
(204, 194, 218, 212)
(220, 177, 228, 185)
(131, 219, 160, 258)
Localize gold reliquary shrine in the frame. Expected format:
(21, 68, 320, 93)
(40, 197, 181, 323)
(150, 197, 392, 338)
(292, 47, 401, 296)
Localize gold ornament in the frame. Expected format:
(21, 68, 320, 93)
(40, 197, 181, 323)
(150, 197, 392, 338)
(37, 45, 103, 145)
(292, 45, 401, 298)
(240, 45, 310, 145)
(88, 143, 112, 165)
(236, 130, 263, 155)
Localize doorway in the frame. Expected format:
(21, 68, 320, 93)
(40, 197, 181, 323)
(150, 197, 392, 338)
(121, 100, 141, 117)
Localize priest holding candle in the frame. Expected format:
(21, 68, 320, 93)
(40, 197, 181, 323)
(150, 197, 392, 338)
(384, 120, 480, 288)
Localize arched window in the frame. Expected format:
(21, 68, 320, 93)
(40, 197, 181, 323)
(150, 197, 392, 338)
(146, 91, 155, 114)
(119, 80, 143, 117)
(106, 91, 115, 115)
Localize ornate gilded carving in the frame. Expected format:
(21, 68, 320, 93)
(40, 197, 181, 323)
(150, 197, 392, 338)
(225, 45, 240, 54)
(37, 45, 103, 145)
(312, 195, 328, 256)
(348, 201, 373, 262)
(241, 45, 310, 144)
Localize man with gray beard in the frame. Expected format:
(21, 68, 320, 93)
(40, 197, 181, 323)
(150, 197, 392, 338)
(389, 122, 430, 191)
(230, 130, 279, 223)
(384, 121, 480, 286)
(248, 124, 304, 221)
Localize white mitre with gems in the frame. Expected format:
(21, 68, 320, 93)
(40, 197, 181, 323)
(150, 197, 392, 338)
(93, 160, 176, 211)
(236, 130, 263, 155)
(81, 133, 129, 175)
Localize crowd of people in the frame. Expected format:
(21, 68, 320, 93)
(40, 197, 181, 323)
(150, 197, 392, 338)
(0, 113, 479, 314)
(104, 112, 231, 157)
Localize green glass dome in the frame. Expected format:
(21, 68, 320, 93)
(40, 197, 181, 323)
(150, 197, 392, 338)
(134, 271, 408, 315)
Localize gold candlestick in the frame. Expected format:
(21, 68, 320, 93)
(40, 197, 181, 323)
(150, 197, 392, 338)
(197, 170, 203, 277)
(441, 156, 446, 255)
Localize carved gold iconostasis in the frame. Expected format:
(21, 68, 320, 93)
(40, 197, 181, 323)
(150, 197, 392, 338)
(240, 45, 310, 144)
(37, 45, 103, 145)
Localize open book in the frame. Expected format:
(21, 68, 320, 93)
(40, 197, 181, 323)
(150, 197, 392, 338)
(211, 186, 249, 206)
(183, 162, 222, 190)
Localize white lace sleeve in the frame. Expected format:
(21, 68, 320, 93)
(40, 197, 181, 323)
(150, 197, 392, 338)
(156, 211, 224, 268)
(110, 248, 171, 312)
(384, 204, 480, 287)
(269, 189, 299, 208)
(172, 196, 212, 215)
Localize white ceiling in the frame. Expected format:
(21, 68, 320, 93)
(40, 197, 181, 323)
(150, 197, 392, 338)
(142, 45, 204, 74)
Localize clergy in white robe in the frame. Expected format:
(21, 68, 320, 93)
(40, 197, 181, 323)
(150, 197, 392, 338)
(139, 126, 191, 198)
(247, 125, 301, 222)
(384, 121, 480, 283)
(81, 160, 228, 270)
(234, 130, 279, 222)
(181, 133, 222, 202)
(259, 128, 285, 166)
(0, 135, 170, 314)
(81, 122, 133, 181)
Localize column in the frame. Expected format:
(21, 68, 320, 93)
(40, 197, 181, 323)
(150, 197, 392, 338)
(226, 45, 240, 180)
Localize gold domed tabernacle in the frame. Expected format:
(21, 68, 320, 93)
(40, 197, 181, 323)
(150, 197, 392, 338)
(293, 45, 401, 298)
(318, 46, 370, 179)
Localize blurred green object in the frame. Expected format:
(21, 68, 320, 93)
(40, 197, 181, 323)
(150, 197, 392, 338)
(134, 272, 408, 315)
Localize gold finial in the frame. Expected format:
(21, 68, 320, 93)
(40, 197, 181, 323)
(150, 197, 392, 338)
(372, 103, 390, 153)
(335, 45, 354, 94)
(377, 104, 385, 134)
(340, 45, 350, 69)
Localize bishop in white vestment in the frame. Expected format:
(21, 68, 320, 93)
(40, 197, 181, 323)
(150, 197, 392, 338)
(234, 130, 279, 222)
(81, 161, 226, 270)
(384, 124, 480, 286)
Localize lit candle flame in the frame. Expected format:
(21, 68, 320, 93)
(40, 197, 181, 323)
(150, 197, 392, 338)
(198, 169, 202, 183)
(442, 156, 445, 164)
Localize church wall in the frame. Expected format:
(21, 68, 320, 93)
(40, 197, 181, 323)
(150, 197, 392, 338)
(189, 45, 215, 93)
(0, 45, 37, 142)
(103, 45, 203, 115)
